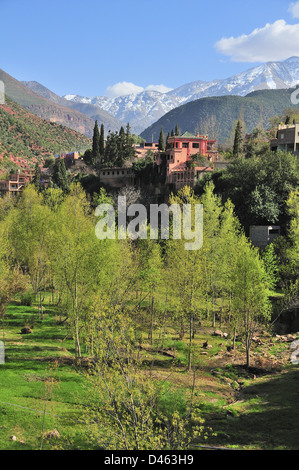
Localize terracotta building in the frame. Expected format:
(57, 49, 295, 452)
(153, 132, 218, 190)
(0, 170, 33, 196)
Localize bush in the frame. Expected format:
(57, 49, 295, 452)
(19, 293, 34, 306)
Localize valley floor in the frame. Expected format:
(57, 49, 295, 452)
(0, 296, 298, 451)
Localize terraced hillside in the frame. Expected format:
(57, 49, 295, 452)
(0, 96, 91, 172)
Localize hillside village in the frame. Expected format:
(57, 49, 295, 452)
(0, 114, 297, 251)
(0, 73, 299, 452)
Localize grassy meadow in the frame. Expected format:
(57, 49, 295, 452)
(0, 293, 298, 451)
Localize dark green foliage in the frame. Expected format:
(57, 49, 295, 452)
(52, 157, 69, 192)
(233, 121, 243, 157)
(140, 88, 299, 144)
(83, 149, 93, 165)
(195, 150, 299, 229)
(44, 156, 55, 168)
(158, 127, 165, 151)
(100, 123, 105, 156)
(103, 124, 136, 167)
(125, 123, 137, 161)
(243, 128, 270, 159)
(73, 173, 101, 196)
(92, 120, 100, 163)
(31, 162, 41, 191)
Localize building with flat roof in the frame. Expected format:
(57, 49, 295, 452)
(0, 170, 33, 196)
(270, 124, 299, 155)
(99, 167, 134, 188)
(153, 132, 218, 191)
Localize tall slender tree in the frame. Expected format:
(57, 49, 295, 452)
(233, 120, 243, 158)
(100, 123, 105, 156)
(92, 120, 100, 163)
(158, 127, 165, 151)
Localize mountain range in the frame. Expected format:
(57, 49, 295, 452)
(139, 88, 299, 144)
(3, 56, 299, 143)
(0, 68, 124, 138)
(56, 57, 299, 134)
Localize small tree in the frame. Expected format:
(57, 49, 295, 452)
(52, 157, 69, 192)
(32, 162, 41, 192)
(232, 236, 271, 368)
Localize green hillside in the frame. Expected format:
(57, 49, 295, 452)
(140, 88, 299, 143)
(0, 96, 91, 172)
(0, 68, 123, 138)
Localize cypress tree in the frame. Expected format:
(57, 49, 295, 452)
(100, 123, 105, 156)
(175, 124, 180, 136)
(158, 127, 165, 151)
(124, 123, 136, 162)
(92, 120, 100, 163)
(233, 120, 243, 158)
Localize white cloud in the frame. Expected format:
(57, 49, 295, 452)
(215, 19, 299, 62)
(145, 84, 173, 94)
(289, 2, 299, 18)
(105, 81, 144, 98)
(104, 81, 172, 98)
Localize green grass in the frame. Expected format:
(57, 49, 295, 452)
(0, 300, 88, 450)
(0, 296, 298, 450)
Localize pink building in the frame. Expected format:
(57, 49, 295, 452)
(153, 132, 218, 190)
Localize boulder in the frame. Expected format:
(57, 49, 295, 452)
(213, 330, 223, 337)
(21, 326, 32, 335)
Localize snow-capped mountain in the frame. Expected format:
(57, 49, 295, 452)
(169, 57, 299, 101)
(64, 90, 185, 135)
(63, 57, 299, 134)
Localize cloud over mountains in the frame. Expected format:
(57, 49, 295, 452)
(105, 81, 173, 98)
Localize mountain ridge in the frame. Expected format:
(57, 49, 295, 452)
(0, 69, 123, 138)
(60, 57, 299, 134)
(139, 88, 299, 144)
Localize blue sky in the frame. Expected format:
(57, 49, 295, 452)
(1, 0, 299, 97)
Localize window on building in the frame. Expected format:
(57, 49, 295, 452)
(182, 142, 189, 148)
(280, 133, 285, 139)
(269, 229, 280, 235)
(192, 143, 199, 148)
